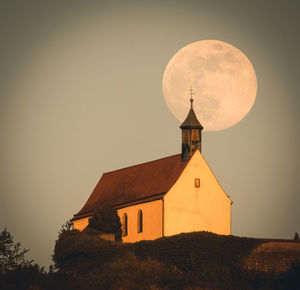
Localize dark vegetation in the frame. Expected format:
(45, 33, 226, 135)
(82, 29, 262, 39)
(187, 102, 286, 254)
(0, 228, 47, 290)
(88, 204, 122, 241)
(1, 208, 299, 289)
(0, 228, 33, 274)
(52, 229, 300, 289)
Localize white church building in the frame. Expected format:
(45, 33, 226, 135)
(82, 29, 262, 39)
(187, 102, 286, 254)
(72, 97, 232, 242)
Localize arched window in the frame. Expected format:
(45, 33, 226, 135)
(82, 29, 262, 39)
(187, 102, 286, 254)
(122, 213, 128, 237)
(137, 209, 143, 233)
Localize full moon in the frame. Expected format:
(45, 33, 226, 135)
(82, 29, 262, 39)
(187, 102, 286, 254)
(162, 40, 257, 131)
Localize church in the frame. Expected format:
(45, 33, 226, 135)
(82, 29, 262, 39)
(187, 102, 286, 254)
(72, 95, 232, 242)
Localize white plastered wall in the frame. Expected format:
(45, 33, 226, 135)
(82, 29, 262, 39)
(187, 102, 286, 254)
(164, 150, 231, 236)
(118, 199, 163, 243)
(73, 217, 90, 231)
(72, 199, 163, 243)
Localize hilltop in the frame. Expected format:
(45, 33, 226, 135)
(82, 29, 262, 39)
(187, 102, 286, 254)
(52, 229, 300, 289)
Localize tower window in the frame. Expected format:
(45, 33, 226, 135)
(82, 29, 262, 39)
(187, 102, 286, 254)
(122, 213, 128, 236)
(182, 130, 190, 143)
(195, 178, 200, 188)
(137, 209, 143, 233)
(192, 129, 200, 141)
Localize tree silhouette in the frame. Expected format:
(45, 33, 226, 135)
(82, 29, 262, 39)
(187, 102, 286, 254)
(0, 228, 33, 274)
(58, 219, 73, 238)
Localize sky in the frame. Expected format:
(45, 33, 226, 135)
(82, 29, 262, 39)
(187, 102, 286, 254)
(0, 0, 299, 268)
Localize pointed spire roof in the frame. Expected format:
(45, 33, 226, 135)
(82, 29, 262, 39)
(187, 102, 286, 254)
(180, 88, 203, 130)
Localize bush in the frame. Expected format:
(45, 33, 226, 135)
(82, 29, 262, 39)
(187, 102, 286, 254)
(88, 205, 122, 238)
(51, 253, 184, 290)
(101, 254, 184, 290)
(130, 231, 262, 273)
(53, 229, 126, 272)
(0, 264, 47, 290)
(280, 261, 300, 289)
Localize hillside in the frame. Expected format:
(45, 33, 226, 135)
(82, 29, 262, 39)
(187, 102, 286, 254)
(52, 229, 300, 289)
(131, 232, 300, 273)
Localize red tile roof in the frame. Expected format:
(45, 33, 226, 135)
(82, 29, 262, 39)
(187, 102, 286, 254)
(73, 154, 187, 220)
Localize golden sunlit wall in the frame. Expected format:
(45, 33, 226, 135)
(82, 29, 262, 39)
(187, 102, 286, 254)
(118, 200, 163, 243)
(164, 150, 231, 236)
(73, 217, 89, 231)
(72, 200, 163, 242)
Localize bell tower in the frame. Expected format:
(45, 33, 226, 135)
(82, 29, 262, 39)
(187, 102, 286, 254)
(180, 88, 203, 162)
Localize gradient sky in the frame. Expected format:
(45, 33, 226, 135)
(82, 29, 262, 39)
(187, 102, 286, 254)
(0, 0, 299, 267)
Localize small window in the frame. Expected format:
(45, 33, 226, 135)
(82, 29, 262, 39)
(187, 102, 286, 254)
(137, 209, 143, 233)
(192, 129, 200, 141)
(122, 213, 128, 236)
(182, 130, 190, 143)
(195, 178, 200, 188)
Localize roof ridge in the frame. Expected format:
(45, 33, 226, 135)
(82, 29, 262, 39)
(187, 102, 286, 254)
(103, 153, 181, 175)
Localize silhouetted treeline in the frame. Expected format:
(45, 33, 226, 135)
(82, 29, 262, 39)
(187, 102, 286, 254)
(1, 227, 300, 289)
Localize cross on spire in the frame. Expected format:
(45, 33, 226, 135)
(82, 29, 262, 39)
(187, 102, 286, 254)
(189, 87, 194, 108)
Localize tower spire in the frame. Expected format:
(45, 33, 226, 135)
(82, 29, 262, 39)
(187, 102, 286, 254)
(189, 87, 194, 108)
(180, 88, 203, 161)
